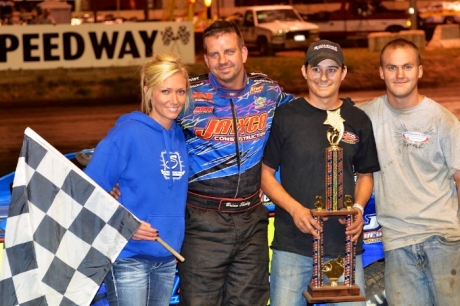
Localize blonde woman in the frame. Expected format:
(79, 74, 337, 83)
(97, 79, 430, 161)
(85, 53, 191, 305)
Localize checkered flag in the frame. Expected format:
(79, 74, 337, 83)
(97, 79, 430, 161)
(0, 128, 141, 305)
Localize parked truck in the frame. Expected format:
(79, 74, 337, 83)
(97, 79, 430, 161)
(303, 0, 411, 41)
(234, 5, 320, 55)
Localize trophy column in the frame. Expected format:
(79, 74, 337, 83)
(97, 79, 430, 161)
(303, 109, 365, 303)
(325, 145, 343, 211)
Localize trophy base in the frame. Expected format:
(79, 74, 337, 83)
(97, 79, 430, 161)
(303, 283, 365, 303)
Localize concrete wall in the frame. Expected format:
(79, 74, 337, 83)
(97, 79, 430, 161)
(367, 24, 460, 51)
(367, 30, 427, 52)
(427, 24, 460, 48)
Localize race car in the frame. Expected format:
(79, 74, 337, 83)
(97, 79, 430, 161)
(0, 149, 386, 306)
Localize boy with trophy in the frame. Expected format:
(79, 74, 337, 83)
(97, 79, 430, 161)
(261, 40, 380, 305)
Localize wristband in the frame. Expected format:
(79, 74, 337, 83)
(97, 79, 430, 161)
(353, 203, 364, 214)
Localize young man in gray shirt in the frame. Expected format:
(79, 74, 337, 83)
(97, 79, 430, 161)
(358, 38, 460, 305)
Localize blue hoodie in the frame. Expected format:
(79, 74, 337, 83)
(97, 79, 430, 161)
(85, 111, 189, 261)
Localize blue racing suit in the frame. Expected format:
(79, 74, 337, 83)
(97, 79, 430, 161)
(179, 71, 293, 201)
(177, 71, 294, 306)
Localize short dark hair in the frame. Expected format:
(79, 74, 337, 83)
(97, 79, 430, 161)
(380, 38, 421, 66)
(202, 20, 245, 52)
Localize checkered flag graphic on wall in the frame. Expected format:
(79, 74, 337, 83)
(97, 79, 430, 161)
(0, 128, 141, 305)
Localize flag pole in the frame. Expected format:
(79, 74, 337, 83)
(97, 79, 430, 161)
(157, 237, 185, 262)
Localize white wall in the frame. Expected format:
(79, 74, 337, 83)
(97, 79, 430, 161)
(0, 21, 195, 70)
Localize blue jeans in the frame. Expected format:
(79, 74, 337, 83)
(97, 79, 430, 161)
(104, 257, 176, 306)
(270, 249, 365, 306)
(385, 235, 460, 306)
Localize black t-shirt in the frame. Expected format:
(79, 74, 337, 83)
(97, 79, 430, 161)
(263, 97, 380, 257)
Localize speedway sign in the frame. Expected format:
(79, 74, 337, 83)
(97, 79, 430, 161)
(0, 22, 195, 70)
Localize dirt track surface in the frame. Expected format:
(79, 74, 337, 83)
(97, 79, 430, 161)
(1, 86, 459, 177)
(0, 102, 140, 176)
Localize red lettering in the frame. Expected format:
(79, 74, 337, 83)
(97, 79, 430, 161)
(237, 118, 247, 134)
(247, 116, 259, 133)
(195, 114, 269, 139)
(259, 113, 268, 130)
(193, 92, 213, 100)
(195, 119, 233, 139)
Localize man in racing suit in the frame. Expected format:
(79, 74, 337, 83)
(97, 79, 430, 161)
(177, 20, 294, 306)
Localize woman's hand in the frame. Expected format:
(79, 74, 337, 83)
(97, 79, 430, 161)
(132, 221, 159, 241)
(109, 182, 121, 200)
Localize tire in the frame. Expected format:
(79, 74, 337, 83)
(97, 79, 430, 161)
(445, 16, 454, 24)
(257, 37, 274, 56)
(385, 25, 404, 33)
(365, 261, 387, 306)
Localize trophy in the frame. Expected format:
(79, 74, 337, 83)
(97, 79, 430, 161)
(302, 109, 365, 303)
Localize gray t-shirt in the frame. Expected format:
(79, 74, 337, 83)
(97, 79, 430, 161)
(358, 95, 460, 251)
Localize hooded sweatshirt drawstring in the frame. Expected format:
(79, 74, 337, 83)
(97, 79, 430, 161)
(163, 127, 174, 188)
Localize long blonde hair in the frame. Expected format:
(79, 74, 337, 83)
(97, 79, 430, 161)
(140, 53, 191, 115)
